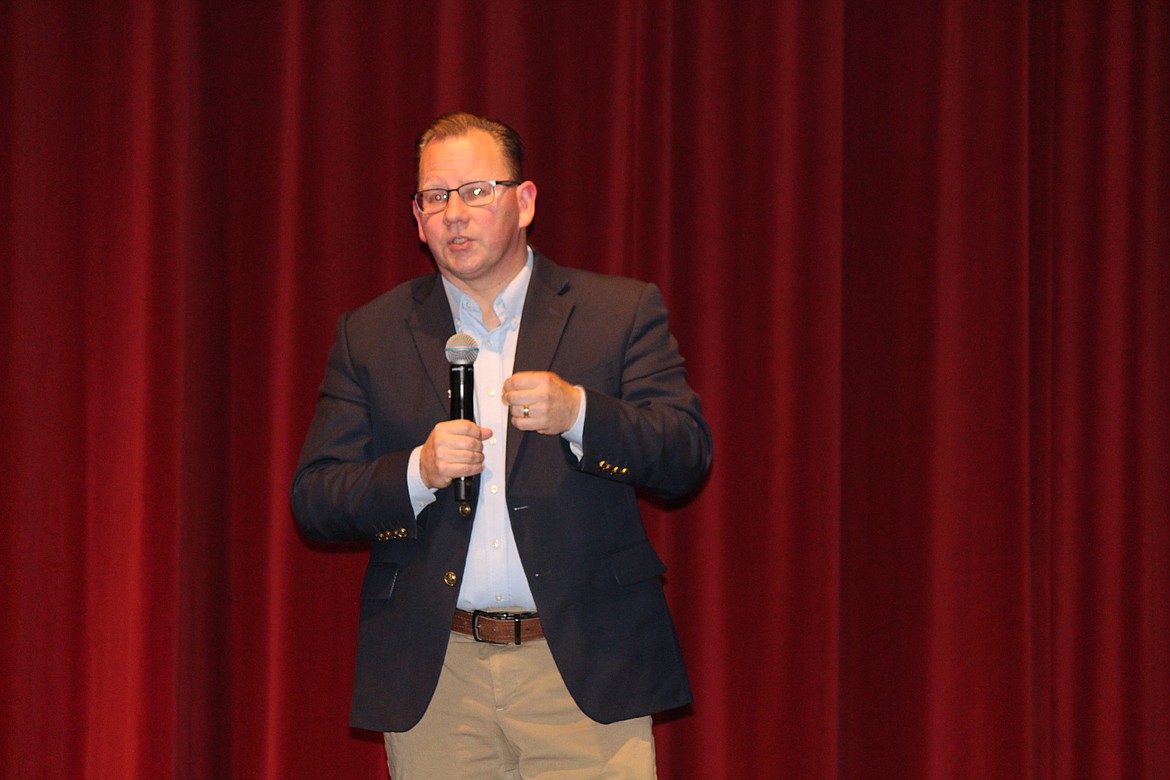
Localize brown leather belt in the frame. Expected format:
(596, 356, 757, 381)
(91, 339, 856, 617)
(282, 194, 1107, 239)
(452, 609, 544, 645)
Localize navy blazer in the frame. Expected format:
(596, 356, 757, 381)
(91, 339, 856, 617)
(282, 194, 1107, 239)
(291, 252, 712, 732)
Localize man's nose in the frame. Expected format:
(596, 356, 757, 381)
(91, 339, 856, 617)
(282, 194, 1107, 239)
(444, 190, 470, 221)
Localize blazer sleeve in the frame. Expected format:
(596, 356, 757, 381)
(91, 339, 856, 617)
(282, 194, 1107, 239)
(575, 282, 712, 499)
(290, 310, 422, 543)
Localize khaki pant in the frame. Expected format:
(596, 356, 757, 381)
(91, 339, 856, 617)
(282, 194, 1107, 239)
(384, 631, 656, 779)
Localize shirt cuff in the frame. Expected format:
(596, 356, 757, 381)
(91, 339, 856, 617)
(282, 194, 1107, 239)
(407, 446, 438, 515)
(561, 385, 587, 460)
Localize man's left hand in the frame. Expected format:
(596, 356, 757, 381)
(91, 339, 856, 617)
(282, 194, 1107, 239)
(502, 371, 580, 435)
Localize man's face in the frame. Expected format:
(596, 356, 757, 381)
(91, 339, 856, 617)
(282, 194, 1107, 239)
(413, 129, 536, 293)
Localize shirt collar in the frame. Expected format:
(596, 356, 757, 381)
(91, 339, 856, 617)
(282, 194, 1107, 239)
(441, 247, 534, 345)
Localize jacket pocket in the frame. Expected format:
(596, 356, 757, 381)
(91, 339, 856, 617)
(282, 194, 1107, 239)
(360, 562, 401, 601)
(608, 540, 667, 586)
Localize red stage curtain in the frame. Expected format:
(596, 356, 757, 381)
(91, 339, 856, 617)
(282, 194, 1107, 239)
(2, 1, 1166, 777)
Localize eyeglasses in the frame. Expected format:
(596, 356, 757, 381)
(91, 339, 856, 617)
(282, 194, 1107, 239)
(412, 180, 519, 214)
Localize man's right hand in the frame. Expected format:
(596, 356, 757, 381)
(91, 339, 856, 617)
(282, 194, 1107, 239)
(418, 419, 493, 490)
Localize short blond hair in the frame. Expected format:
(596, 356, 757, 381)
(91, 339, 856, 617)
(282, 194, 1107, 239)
(415, 112, 524, 182)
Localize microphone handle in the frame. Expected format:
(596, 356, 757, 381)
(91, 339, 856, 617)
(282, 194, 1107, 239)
(450, 364, 474, 503)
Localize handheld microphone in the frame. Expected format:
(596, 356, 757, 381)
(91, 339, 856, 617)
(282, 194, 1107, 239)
(445, 333, 479, 513)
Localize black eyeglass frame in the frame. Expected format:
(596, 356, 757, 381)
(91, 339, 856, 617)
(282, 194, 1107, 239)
(412, 179, 520, 213)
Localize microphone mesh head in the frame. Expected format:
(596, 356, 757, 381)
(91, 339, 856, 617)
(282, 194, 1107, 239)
(445, 333, 479, 365)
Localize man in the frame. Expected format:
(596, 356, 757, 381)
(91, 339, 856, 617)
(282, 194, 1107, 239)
(291, 112, 712, 778)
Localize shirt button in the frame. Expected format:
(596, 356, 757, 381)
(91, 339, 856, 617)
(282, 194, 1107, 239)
(492, 539, 501, 549)
(495, 594, 503, 602)
(490, 485, 499, 494)
(488, 388, 496, 397)
(489, 436, 497, 445)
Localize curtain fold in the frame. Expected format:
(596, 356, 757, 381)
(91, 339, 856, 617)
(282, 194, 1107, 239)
(1044, 2, 1169, 776)
(841, 2, 1035, 776)
(2, 1, 1166, 777)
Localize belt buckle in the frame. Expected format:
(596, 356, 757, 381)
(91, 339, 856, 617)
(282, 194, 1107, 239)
(471, 610, 536, 645)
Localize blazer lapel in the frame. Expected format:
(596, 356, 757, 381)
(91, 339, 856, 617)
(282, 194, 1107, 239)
(406, 274, 457, 413)
(508, 255, 574, 475)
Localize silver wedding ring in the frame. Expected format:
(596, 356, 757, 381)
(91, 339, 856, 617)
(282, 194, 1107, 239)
(522, 405, 530, 418)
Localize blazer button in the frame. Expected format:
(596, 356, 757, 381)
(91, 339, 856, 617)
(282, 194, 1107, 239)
(444, 571, 458, 587)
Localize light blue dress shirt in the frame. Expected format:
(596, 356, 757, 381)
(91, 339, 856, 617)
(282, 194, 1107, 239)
(406, 249, 586, 611)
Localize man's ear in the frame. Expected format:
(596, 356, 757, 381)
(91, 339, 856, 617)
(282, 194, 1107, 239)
(516, 180, 537, 229)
